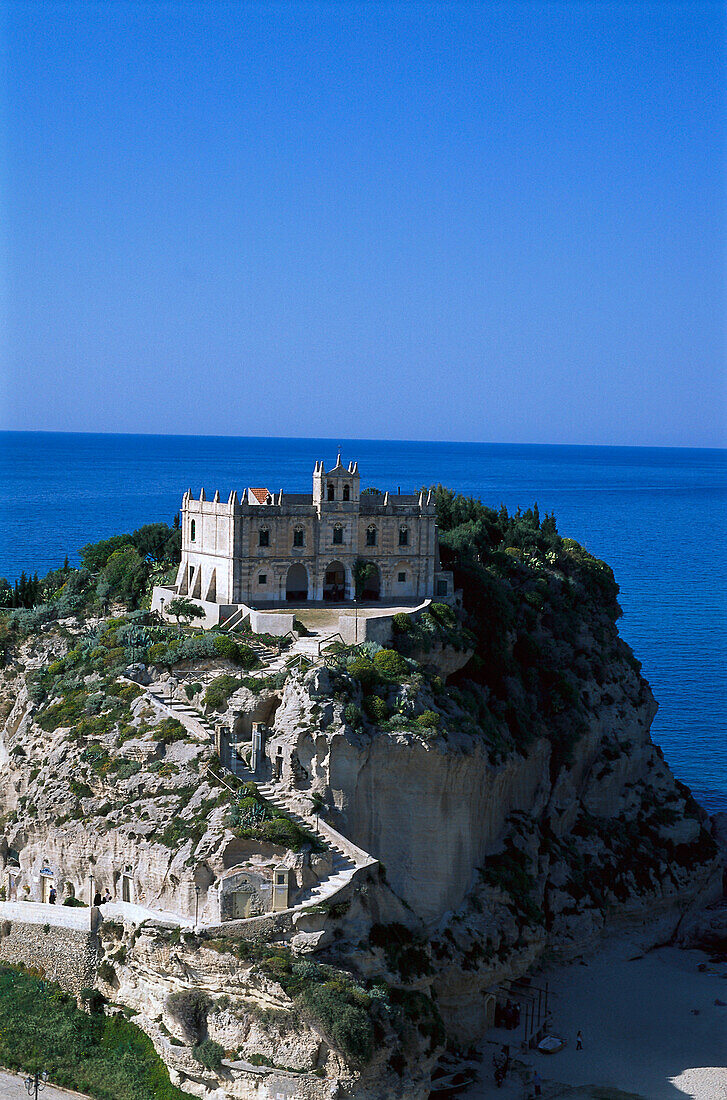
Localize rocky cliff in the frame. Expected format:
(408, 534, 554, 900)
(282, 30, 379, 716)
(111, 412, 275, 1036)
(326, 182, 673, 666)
(0, 500, 722, 1098)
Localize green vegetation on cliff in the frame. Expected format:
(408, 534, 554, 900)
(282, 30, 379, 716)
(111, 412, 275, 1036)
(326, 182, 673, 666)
(425, 487, 628, 771)
(0, 964, 188, 1100)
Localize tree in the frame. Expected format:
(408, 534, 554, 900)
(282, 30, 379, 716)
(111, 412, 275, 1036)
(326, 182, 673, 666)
(0, 578, 12, 608)
(132, 523, 179, 564)
(98, 547, 149, 609)
(353, 559, 377, 599)
(165, 596, 205, 626)
(79, 534, 134, 572)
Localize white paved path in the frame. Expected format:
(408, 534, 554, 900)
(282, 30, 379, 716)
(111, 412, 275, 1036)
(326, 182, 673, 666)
(0, 1069, 91, 1100)
(0, 899, 193, 931)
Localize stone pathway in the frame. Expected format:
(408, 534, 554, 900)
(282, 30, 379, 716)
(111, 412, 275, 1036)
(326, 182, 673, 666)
(100, 899, 194, 928)
(0, 900, 90, 929)
(0, 1070, 91, 1100)
(0, 898, 193, 933)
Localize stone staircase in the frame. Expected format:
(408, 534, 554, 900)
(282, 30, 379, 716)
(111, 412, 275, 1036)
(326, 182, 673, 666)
(147, 686, 366, 911)
(147, 688, 216, 742)
(253, 778, 359, 908)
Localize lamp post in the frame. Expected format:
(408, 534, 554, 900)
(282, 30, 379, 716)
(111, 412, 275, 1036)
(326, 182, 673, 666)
(24, 1070, 48, 1098)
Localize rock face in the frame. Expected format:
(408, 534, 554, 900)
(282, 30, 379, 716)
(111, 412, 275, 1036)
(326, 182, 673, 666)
(262, 647, 720, 1043)
(0, 560, 722, 1097)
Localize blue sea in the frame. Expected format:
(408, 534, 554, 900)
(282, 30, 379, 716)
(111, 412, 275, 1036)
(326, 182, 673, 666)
(1, 432, 726, 813)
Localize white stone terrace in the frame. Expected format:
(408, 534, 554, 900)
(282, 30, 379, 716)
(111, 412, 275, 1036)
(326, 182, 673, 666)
(0, 899, 193, 930)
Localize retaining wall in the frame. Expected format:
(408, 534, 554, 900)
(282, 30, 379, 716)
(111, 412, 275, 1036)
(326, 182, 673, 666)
(0, 919, 100, 994)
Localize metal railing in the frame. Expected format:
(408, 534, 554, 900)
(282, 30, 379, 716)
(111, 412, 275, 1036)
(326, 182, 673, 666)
(317, 632, 347, 656)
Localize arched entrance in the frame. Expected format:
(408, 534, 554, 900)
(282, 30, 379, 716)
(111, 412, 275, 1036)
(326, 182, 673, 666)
(360, 562, 381, 601)
(285, 563, 308, 602)
(323, 561, 346, 601)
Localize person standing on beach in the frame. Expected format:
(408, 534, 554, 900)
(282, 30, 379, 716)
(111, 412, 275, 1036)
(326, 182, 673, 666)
(576, 1030, 583, 1050)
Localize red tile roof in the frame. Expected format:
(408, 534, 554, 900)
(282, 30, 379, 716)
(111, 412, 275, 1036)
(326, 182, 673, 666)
(249, 487, 270, 504)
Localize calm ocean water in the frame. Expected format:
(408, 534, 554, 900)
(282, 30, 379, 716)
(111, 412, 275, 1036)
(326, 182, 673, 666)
(1, 432, 726, 813)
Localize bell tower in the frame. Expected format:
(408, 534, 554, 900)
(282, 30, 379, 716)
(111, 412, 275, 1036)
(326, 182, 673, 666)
(313, 454, 359, 508)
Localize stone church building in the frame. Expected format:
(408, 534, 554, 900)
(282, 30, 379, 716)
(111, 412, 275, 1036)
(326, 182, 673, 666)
(173, 455, 452, 606)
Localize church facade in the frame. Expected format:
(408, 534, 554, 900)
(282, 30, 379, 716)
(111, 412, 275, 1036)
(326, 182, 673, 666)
(173, 455, 452, 606)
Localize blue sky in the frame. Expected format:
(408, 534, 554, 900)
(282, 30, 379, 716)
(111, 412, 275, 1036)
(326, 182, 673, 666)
(2, 1, 725, 446)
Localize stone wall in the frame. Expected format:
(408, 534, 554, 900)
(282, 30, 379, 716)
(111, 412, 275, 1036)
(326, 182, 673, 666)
(0, 919, 99, 994)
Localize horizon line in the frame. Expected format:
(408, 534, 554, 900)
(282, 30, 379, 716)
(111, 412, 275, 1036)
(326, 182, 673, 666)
(1, 429, 725, 454)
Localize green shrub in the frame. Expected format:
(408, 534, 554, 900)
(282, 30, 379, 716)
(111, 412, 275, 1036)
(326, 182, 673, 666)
(262, 955, 291, 979)
(364, 695, 388, 723)
(192, 1039, 224, 1071)
(203, 675, 245, 710)
(372, 648, 409, 679)
(97, 960, 116, 984)
(343, 703, 363, 728)
(184, 682, 203, 701)
(148, 642, 169, 663)
(213, 634, 257, 668)
(347, 656, 379, 689)
(228, 785, 323, 853)
(481, 843, 543, 926)
(429, 601, 456, 627)
(391, 612, 412, 633)
(152, 717, 187, 744)
(69, 779, 92, 799)
(110, 759, 142, 780)
(166, 990, 210, 1042)
(416, 710, 440, 729)
(369, 922, 432, 980)
(297, 984, 374, 1065)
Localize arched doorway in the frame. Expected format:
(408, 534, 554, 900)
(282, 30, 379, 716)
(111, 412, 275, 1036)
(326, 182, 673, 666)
(285, 563, 308, 602)
(360, 562, 381, 601)
(323, 561, 346, 601)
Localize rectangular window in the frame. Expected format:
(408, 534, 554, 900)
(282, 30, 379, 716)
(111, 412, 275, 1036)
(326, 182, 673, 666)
(366, 528, 377, 546)
(332, 526, 343, 545)
(293, 529, 304, 547)
(436, 579, 448, 596)
(398, 572, 406, 583)
(399, 528, 409, 546)
(259, 529, 269, 547)
(259, 574, 267, 585)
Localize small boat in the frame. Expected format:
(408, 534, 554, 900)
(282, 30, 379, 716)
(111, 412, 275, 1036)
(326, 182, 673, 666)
(537, 1035, 566, 1054)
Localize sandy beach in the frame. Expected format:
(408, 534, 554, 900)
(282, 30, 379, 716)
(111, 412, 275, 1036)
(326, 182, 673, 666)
(462, 939, 727, 1100)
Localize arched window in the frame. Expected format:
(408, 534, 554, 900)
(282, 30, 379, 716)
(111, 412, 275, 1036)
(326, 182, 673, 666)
(259, 527, 270, 547)
(190, 519, 196, 542)
(332, 523, 344, 545)
(366, 525, 377, 547)
(342, 484, 350, 501)
(293, 526, 304, 548)
(399, 526, 409, 546)
(327, 482, 335, 501)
